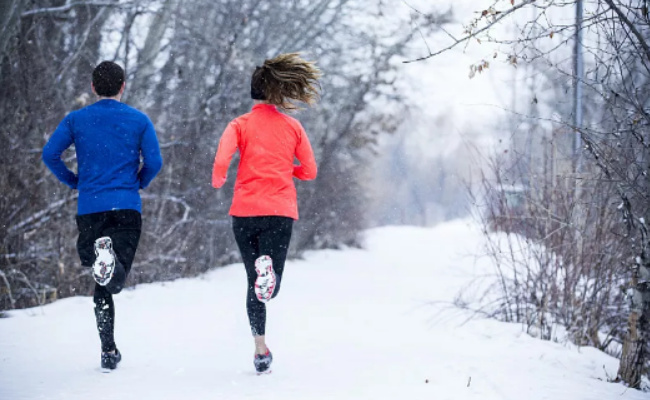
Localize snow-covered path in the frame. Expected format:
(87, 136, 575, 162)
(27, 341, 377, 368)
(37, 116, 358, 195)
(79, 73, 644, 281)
(0, 220, 646, 400)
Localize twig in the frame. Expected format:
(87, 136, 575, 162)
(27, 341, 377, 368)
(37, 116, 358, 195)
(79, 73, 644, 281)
(21, 1, 132, 18)
(8, 194, 78, 234)
(403, 0, 538, 63)
(603, 0, 650, 63)
(0, 270, 16, 308)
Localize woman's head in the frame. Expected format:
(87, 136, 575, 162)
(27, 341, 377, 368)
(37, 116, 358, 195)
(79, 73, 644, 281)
(250, 53, 322, 110)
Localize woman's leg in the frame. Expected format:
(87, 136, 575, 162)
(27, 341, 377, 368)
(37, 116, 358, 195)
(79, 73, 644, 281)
(257, 216, 293, 299)
(232, 217, 265, 338)
(232, 216, 293, 356)
(252, 216, 293, 354)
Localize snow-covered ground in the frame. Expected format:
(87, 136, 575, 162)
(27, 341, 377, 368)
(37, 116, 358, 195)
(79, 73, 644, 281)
(0, 220, 646, 400)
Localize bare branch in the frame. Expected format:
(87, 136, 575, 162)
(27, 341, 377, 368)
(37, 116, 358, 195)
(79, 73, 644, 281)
(21, 1, 131, 18)
(403, 0, 537, 63)
(7, 194, 78, 235)
(603, 0, 650, 63)
(0, 270, 16, 308)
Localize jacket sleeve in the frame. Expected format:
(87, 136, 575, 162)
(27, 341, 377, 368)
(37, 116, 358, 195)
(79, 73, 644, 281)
(42, 114, 78, 189)
(138, 118, 162, 189)
(293, 122, 317, 181)
(138, 116, 163, 189)
(212, 121, 239, 188)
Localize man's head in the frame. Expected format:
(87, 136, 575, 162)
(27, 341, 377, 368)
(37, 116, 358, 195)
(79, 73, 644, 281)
(92, 61, 125, 98)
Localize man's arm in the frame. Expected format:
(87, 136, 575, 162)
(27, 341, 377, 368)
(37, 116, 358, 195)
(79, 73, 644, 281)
(138, 117, 163, 189)
(42, 114, 78, 189)
(212, 121, 239, 188)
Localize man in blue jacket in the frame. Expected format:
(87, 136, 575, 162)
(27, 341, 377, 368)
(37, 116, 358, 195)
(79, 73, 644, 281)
(43, 61, 163, 371)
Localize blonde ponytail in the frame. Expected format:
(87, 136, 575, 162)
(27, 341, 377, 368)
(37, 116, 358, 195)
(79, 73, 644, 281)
(250, 53, 322, 110)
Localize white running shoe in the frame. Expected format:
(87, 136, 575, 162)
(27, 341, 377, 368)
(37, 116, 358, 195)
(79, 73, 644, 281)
(92, 237, 116, 286)
(254, 255, 276, 303)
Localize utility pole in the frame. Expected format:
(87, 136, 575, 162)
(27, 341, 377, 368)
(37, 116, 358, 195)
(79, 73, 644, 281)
(573, 0, 584, 173)
(572, 0, 585, 318)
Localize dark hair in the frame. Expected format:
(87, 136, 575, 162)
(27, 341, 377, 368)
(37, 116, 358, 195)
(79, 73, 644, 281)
(92, 61, 125, 97)
(250, 53, 321, 110)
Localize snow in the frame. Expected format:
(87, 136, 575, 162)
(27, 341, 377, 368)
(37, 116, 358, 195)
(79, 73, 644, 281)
(0, 220, 646, 400)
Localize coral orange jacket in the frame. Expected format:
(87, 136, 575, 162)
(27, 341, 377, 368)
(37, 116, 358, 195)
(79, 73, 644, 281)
(212, 103, 317, 220)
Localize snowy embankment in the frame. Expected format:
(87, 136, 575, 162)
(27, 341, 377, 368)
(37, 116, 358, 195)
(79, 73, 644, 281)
(0, 220, 645, 400)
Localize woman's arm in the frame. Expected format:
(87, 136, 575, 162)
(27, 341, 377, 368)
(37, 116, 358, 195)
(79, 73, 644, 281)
(212, 121, 240, 188)
(293, 122, 317, 181)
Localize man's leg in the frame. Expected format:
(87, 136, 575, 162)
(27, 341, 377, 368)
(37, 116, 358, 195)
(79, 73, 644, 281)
(76, 213, 106, 268)
(77, 212, 117, 354)
(94, 284, 116, 353)
(103, 210, 141, 294)
(97, 210, 140, 369)
(76, 210, 141, 363)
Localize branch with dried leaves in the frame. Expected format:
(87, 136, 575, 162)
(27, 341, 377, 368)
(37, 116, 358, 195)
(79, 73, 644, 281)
(403, 0, 538, 63)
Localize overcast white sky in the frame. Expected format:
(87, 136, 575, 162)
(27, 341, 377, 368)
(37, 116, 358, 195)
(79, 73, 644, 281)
(388, 0, 518, 158)
(384, 0, 577, 160)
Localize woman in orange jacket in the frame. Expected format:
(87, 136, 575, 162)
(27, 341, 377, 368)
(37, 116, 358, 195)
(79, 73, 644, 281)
(212, 53, 320, 374)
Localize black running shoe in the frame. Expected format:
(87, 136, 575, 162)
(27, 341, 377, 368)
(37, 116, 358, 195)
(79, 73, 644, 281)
(254, 350, 273, 374)
(101, 348, 122, 370)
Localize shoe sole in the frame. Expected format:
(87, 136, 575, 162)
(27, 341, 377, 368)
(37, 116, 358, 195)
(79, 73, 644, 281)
(100, 350, 121, 372)
(93, 237, 116, 286)
(254, 256, 276, 303)
(254, 351, 273, 375)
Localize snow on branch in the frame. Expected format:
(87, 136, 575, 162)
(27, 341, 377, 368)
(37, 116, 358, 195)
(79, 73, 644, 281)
(21, 1, 132, 18)
(7, 194, 78, 235)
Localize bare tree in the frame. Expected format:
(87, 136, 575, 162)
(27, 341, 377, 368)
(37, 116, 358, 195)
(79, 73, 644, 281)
(408, 0, 650, 388)
(0, 1, 450, 313)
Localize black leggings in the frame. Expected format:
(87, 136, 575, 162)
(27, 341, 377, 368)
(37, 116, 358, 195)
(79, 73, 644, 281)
(232, 216, 293, 336)
(76, 210, 141, 352)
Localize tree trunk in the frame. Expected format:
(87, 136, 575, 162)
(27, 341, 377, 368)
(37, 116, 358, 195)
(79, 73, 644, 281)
(128, 0, 176, 108)
(618, 306, 649, 388)
(618, 220, 650, 388)
(0, 0, 24, 64)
